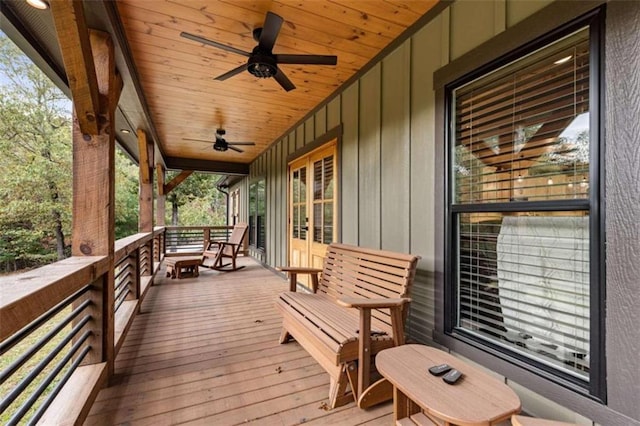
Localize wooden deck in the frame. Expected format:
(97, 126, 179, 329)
(86, 257, 392, 425)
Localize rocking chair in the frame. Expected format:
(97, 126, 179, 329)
(201, 222, 248, 271)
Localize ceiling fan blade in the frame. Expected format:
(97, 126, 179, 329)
(276, 54, 338, 65)
(273, 69, 295, 91)
(227, 142, 255, 146)
(227, 145, 244, 153)
(215, 64, 249, 81)
(183, 138, 212, 143)
(258, 12, 283, 52)
(180, 32, 251, 58)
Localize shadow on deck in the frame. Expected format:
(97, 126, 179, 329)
(86, 257, 392, 425)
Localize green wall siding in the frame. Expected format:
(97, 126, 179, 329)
(237, 2, 639, 423)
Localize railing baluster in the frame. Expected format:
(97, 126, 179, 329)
(29, 344, 91, 424)
(7, 330, 92, 425)
(0, 315, 90, 412)
(0, 298, 90, 384)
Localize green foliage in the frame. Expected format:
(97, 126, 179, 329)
(165, 172, 226, 226)
(0, 32, 228, 271)
(115, 151, 140, 239)
(0, 32, 72, 270)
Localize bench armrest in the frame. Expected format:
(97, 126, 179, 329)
(276, 267, 322, 292)
(338, 296, 411, 397)
(339, 295, 410, 347)
(336, 297, 411, 309)
(206, 241, 239, 249)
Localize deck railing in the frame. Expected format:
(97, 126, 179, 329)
(0, 225, 236, 424)
(0, 256, 110, 425)
(0, 224, 241, 424)
(164, 225, 235, 255)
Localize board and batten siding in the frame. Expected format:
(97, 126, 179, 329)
(238, 1, 640, 424)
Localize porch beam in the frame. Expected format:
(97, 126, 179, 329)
(164, 156, 249, 175)
(50, 0, 100, 135)
(163, 170, 194, 195)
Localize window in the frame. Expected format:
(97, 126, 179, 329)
(248, 179, 266, 250)
(445, 14, 603, 397)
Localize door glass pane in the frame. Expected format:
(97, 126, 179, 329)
(313, 160, 323, 201)
(324, 156, 334, 200)
(313, 203, 322, 243)
(293, 170, 299, 203)
(300, 167, 307, 203)
(293, 206, 299, 239)
(323, 202, 333, 244)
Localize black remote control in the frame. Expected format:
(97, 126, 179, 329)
(442, 369, 463, 384)
(428, 364, 452, 376)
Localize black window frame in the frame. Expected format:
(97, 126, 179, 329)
(442, 8, 606, 401)
(248, 178, 266, 251)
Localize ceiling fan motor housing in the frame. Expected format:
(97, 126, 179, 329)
(213, 141, 227, 151)
(248, 48, 277, 78)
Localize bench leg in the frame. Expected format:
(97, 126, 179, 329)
(346, 361, 358, 398)
(329, 366, 354, 408)
(279, 328, 292, 344)
(168, 266, 176, 279)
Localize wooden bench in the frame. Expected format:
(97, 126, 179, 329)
(164, 256, 201, 279)
(276, 243, 420, 409)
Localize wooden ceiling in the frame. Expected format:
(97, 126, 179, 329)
(115, 0, 439, 165)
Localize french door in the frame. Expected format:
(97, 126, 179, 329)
(288, 140, 338, 289)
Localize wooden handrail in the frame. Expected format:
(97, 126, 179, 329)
(0, 256, 109, 341)
(164, 225, 232, 231)
(114, 232, 154, 261)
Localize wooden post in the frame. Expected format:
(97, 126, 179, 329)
(156, 163, 166, 226)
(68, 30, 121, 376)
(138, 129, 154, 233)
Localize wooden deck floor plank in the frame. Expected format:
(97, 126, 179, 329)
(115, 328, 282, 365)
(87, 363, 326, 424)
(95, 348, 311, 401)
(127, 305, 279, 332)
(360, 413, 395, 425)
(299, 401, 393, 425)
(90, 356, 319, 413)
(117, 376, 329, 426)
(118, 339, 300, 380)
(87, 258, 392, 424)
(116, 320, 282, 358)
(121, 309, 282, 343)
(115, 322, 283, 365)
(178, 386, 331, 426)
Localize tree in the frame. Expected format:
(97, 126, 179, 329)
(165, 172, 226, 226)
(0, 33, 72, 270)
(115, 151, 139, 239)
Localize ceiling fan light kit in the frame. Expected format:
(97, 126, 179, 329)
(181, 11, 337, 91)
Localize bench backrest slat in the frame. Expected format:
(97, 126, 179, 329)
(318, 243, 420, 329)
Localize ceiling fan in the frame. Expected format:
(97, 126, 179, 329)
(180, 11, 338, 91)
(183, 129, 255, 153)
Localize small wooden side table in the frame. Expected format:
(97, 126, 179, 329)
(377, 344, 521, 425)
(165, 256, 201, 279)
